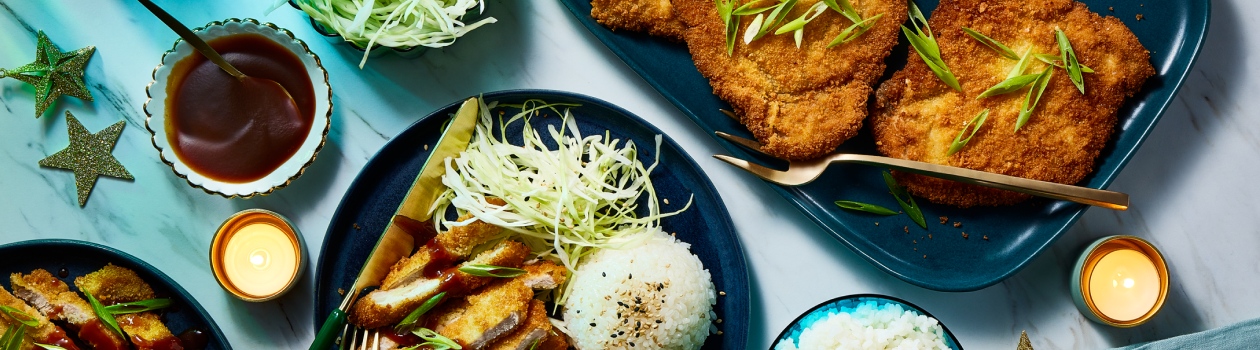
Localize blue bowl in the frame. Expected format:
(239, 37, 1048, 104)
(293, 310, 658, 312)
(772, 294, 962, 349)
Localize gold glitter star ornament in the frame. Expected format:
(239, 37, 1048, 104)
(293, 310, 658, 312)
(39, 112, 132, 207)
(0, 31, 94, 118)
(1017, 330, 1034, 350)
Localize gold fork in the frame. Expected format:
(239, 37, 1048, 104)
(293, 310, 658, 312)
(712, 131, 1129, 210)
(345, 327, 380, 350)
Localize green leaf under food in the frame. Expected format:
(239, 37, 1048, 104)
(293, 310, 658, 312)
(882, 171, 927, 229)
(1016, 67, 1054, 131)
(458, 264, 527, 278)
(977, 73, 1040, 99)
(1034, 53, 1095, 73)
(85, 291, 124, 339)
(834, 200, 899, 215)
(396, 292, 447, 333)
(0, 306, 38, 328)
(962, 27, 1019, 60)
(948, 109, 989, 155)
(1056, 28, 1085, 94)
(828, 13, 883, 47)
(103, 298, 171, 315)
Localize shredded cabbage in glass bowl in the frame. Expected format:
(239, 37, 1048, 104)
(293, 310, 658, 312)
(276, 0, 497, 67)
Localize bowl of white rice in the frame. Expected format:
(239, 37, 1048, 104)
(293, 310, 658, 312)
(562, 230, 717, 349)
(772, 294, 961, 350)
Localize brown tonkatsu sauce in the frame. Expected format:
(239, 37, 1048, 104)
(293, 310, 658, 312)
(166, 33, 315, 183)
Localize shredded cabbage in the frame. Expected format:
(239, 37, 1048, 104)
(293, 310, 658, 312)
(292, 0, 497, 68)
(430, 98, 693, 302)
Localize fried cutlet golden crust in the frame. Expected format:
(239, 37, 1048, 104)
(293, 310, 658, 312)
(75, 264, 180, 350)
(591, 0, 686, 41)
(434, 278, 533, 349)
(382, 198, 507, 290)
(484, 299, 552, 350)
(0, 286, 78, 350)
(11, 270, 129, 350)
(673, 0, 907, 160)
(870, 0, 1153, 207)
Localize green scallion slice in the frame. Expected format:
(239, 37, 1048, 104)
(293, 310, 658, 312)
(0, 306, 38, 328)
(977, 73, 1040, 99)
(458, 264, 527, 278)
(834, 200, 899, 215)
(102, 298, 171, 315)
(948, 109, 989, 155)
(85, 291, 124, 338)
(828, 13, 883, 47)
(883, 171, 927, 228)
(962, 27, 1018, 60)
(1056, 28, 1085, 94)
(396, 292, 447, 333)
(1016, 67, 1054, 131)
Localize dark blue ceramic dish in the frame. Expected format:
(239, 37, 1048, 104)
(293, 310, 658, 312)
(771, 294, 962, 349)
(560, 0, 1210, 291)
(0, 239, 231, 350)
(313, 90, 749, 349)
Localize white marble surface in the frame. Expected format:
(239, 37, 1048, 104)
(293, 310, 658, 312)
(0, 0, 1255, 349)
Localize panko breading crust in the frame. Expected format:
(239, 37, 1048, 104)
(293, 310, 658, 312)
(674, 0, 907, 160)
(591, 0, 687, 41)
(870, 0, 1153, 207)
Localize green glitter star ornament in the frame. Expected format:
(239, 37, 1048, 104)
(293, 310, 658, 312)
(0, 31, 95, 118)
(39, 112, 132, 207)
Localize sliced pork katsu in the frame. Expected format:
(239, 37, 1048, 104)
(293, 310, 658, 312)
(10, 269, 128, 350)
(75, 264, 184, 350)
(0, 285, 80, 350)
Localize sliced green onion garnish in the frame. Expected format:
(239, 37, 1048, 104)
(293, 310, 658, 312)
(1034, 53, 1094, 73)
(406, 328, 462, 350)
(883, 171, 927, 229)
(902, 1, 959, 91)
(828, 13, 883, 47)
(752, 0, 797, 42)
(743, 13, 766, 44)
(948, 109, 989, 155)
(459, 264, 526, 278)
(2, 324, 25, 350)
(734, 1, 777, 15)
(717, 0, 738, 55)
(1056, 28, 1085, 94)
(1016, 67, 1054, 131)
(834, 200, 898, 215)
(962, 27, 1018, 60)
(395, 292, 446, 333)
(774, 2, 828, 36)
(0, 306, 38, 327)
(102, 298, 171, 315)
(1007, 50, 1033, 80)
(34, 343, 69, 350)
(977, 73, 1040, 99)
(822, 0, 863, 24)
(85, 291, 124, 338)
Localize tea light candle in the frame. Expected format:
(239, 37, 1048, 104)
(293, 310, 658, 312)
(1072, 235, 1169, 327)
(211, 209, 305, 302)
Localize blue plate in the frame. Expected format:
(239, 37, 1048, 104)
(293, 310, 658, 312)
(560, 0, 1210, 291)
(313, 90, 750, 349)
(0, 239, 231, 350)
(771, 294, 962, 349)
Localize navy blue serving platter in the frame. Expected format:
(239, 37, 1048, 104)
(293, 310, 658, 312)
(560, 0, 1210, 291)
(314, 90, 749, 349)
(0, 239, 231, 350)
(771, 294, 962, 349)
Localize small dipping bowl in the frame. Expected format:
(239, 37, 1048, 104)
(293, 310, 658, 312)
(145, 18, 331, 198)
(1072, 235, 1169, 327)
(771, 294, 962, 349)
(211, 209, 306, 302)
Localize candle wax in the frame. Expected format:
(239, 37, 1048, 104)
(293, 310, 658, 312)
(1089, 249, 1161, 321)
(223, 222, 297, 297)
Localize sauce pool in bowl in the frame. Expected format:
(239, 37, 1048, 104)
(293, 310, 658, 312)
(166, 33, 315, 183)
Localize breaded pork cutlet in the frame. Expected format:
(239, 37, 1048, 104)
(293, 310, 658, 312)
(351, 240, 530, 329)
(11, 269, 129, 350)
(0, 286, 80, 350)
(591, 0, 686, 41)
(75, 264, 184, 350)
(381, 198, 507, 290)
(870, 0, 1153, 207)
(431, 278, 534, 349)
(673, 0, 906, 160)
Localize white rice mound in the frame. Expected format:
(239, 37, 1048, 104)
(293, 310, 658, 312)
(776, 301, 950, 350)
(562, 231, 716, 349)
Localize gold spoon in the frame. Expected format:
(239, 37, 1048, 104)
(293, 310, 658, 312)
(137, 0, 298, 109)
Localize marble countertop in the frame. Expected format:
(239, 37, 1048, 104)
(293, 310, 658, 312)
(1, 0, 1255, 349)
